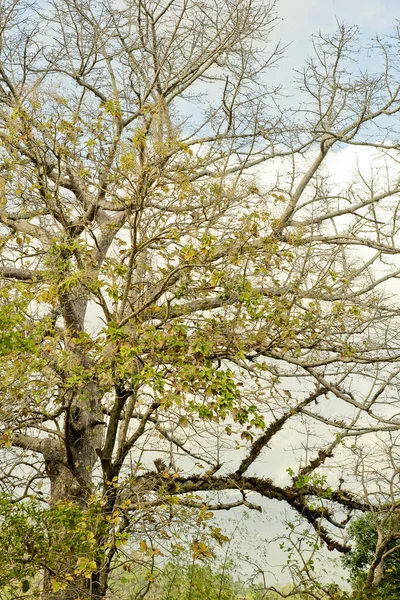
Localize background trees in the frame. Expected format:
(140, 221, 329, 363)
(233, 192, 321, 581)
(343, 513, 400, 599)
(2, 0, 400, 598)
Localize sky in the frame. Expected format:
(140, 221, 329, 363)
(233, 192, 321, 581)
(277, 0, 397, 45)
(268, 0, 399, 92)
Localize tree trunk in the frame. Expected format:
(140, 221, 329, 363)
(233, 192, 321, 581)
(41, 384, 106, 600)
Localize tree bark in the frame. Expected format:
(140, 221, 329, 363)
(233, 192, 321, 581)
(40, 383, 105, 600)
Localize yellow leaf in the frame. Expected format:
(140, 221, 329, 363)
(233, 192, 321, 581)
(51, 579, 67, 592)
(179, 416, 189, 427)
(75, 557, 96, 578)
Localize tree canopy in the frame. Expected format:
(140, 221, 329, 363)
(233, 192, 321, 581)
(343, 513, 400, 599)
(2, 0, 400, 598)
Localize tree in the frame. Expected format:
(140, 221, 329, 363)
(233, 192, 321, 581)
(342, 482, 400, 599)
(343, 513, 400, 599)
(2, 0, 400, 598)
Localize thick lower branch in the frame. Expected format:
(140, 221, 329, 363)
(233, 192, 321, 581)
(133, 472, 369, 553)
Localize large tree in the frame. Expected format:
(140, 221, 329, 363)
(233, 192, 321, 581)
(2, 0, 400, 598)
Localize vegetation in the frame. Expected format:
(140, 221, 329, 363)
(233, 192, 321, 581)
(110, 558, 309, 600)
(113, 561, 250, 600)
(343, 514, 400, 599)
(1, 0, 400, 598)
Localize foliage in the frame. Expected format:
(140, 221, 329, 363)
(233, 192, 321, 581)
(111, 557, 311, 600)
(113, 560, 246, 600)
(343, 514, 400, 600)
(0, 495, 103, 597)
(1, 0, 400, 598)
